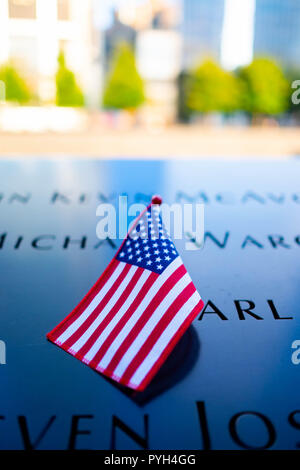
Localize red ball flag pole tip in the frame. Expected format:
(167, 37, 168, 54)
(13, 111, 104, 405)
(151, 195, 163, 205)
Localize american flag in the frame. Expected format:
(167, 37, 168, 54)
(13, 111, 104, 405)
(47, 197, 204, 391)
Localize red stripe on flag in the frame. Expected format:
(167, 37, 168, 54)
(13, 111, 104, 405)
(135, 298, 205, 391)
(61, 263, 131, 351)
(75, 267, 144, 362)
(88, 271, 158, 369)
(119, 282, 196, 387)
(104, 264, 187, 377)
(47, 258, 120, 342)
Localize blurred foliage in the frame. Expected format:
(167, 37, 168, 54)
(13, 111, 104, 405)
(56, 51, 84, 107)
(178, 71, 192, 122)
(237, 58, 289, 115)
(183, 57, 290, 119)
(184, 59, 242, 114)
(103, 42, 145, 110)
(0, 63, 31, 104)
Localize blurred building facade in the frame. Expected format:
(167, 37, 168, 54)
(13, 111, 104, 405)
(103, 0, 181, 124)
(254, 0, 300, 69)
(117, 0, 179, 31)
(0, 0, 101, 105)
(104, 10, 136, 72)
(136, 1, 181, 124)
(181, 0, 300, 71)
(181, 0, 225, 69)
(220, 0, 255, 70)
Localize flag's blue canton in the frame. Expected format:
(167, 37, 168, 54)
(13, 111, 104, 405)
(117, 207, 179, 274)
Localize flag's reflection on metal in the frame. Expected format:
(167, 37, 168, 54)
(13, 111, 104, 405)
(98, 325, 200, 406)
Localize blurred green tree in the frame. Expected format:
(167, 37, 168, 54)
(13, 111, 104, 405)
(0, 63, 31, 104)
(238, 58, 289, 116)
(103, 43, 145, 110)
(184, 59, 242, 114)
(56, 51, 84, 107)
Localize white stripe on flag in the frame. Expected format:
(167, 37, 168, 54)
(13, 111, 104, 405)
(83, 269, 152, 363)
(98, 256, 183, 370)
(112, 272, 191, 378)
(56, 262, 126, 345)
(129, 291, 201, 387)
(70, 265, 138, 353)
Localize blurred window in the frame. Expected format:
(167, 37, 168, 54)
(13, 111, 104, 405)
(10, 35, 38, 74)
(57, 0, 70, 21)
(8, 0, 36, 19)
